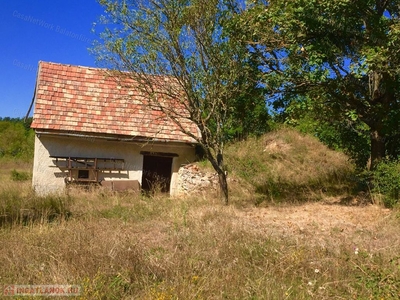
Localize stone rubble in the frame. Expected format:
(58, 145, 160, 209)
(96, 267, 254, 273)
(177, 163, 219, 195)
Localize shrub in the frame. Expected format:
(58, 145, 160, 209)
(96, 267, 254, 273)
(372, 159, 400, 208)
(10, 169, 31, 181)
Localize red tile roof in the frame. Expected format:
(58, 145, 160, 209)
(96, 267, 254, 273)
(31, 61, 199, 143)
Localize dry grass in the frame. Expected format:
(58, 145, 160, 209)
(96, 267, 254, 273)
(0, 160, 31, 182)
(1, 184, 399, 299)
(1, 130, 400, 299)
(225, 127, 356, 204)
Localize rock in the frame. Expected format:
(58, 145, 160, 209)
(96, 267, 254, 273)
(177, 163, 218, 195)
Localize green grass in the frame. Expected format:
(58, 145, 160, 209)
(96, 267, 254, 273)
(10, 169, 31, 181)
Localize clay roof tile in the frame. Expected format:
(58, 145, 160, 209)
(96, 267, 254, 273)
(31, 61, 199, 143)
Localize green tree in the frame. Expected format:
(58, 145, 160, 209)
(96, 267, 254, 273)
(239, 0, 400, 170)
(93, 0, 268, 203)
(224, 54, 270, 141)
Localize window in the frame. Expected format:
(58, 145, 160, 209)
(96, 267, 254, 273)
(78, 170, 89, 179)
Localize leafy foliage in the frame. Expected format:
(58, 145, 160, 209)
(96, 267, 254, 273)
(371, 159, 400, 207)
(0, 117, 34, 161)
(282, 95, 371, 168)
(238, 0, 400, 170)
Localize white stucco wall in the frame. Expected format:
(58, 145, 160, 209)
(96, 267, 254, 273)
(32, 133, 197, 196)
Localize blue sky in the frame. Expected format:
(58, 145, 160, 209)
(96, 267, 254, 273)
(0, 0, 105, 118)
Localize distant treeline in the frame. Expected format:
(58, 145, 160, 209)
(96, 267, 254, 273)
(0, 117, 34, 160)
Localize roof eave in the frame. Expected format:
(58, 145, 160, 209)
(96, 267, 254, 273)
(34, 129, 198, 146)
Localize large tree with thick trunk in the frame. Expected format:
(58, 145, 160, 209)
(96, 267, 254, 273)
(239, 0, 400, 169)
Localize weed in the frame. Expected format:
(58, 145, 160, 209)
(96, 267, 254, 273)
(0, 182, 71, 226)
(10, 169, 30, 181)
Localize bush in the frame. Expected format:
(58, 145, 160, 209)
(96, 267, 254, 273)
(10, 169, 31, 181)
(372, 159, 400, 208)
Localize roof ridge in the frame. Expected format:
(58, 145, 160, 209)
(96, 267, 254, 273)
(39, 60, 106, 72)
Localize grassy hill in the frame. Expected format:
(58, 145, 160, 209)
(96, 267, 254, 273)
(224, 127, 356, 205)
(1, 128, 399, 299)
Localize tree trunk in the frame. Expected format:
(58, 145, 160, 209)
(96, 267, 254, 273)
(370, 129, 385, 170)
(205, 149, 229, 204)
(367, 75, 392, 170)
(217, 170, 229, 205)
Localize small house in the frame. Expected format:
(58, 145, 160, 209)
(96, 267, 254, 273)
(30, 61, 199, 195)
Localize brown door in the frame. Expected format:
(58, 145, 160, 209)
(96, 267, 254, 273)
(141, 155, 173, 193)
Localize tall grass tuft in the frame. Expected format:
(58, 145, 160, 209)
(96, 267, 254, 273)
(0, 182, 71, 226)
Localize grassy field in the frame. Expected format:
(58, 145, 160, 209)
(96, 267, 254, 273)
(1, 128, 400, 299)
